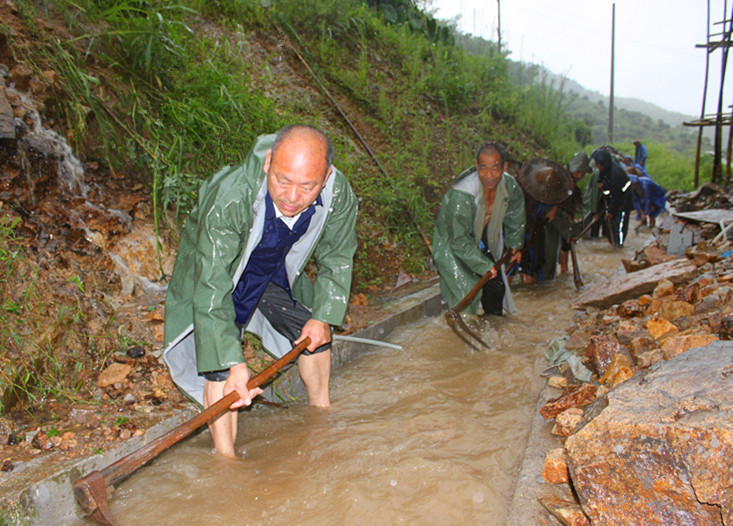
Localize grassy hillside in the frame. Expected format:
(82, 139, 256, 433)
(0, 0, 710, 421)
(1, 0, 594, 283)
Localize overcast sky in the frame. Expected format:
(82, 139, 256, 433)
(430, 0, 730, 118)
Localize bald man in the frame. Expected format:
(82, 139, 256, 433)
(163, 125, 358, 457)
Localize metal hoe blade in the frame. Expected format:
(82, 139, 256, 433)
(570, 241, 583, 289)
(73, 470, 117, 526)
(445, 309, 490, 350)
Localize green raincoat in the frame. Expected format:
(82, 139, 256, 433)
(542, 211, 574, 280)
(163, 133, 358, 405)
(432, 168, 525, 314)
(582, 170, 601, 217)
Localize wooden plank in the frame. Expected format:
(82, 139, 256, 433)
(573, 258, 698, 310)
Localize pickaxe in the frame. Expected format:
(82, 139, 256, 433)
(444, 249, 515, 350)
(73, 337, 311, 525)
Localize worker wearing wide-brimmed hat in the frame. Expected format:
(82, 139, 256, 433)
(432, 142, 525, 316)
(514, 158, 575, 283)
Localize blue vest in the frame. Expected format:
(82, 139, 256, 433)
(232, 193, 320, 325)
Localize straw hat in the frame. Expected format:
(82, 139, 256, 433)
(517, 158, 575, 205)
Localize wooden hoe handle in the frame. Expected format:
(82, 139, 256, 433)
(73, 337, 312, 525)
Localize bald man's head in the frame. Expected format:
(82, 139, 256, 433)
(264, 125, 334, 217)
(271, 125, 334, 179)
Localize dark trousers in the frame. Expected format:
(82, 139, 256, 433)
(480, 226, 505, 316)
(201, 282, 330, 381)
(606, 211, 630, 247)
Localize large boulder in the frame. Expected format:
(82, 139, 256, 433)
(573, 258, 698, 309)
(565, 341, 733, 526)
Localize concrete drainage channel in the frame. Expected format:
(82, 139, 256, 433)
(507, 382, 570, 524)
(3, 282, 558, 525)
(1, 284, 447, 525)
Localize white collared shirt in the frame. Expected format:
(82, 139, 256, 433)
(274, 205, 302, 229)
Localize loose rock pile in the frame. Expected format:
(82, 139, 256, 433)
(537, 192, 733, 526)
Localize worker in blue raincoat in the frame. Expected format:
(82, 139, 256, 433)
(432, 143, 525, 316)
(163, 125, 358, 457)
(627, 174, 667, 229)
(633, 139, 648, 168)
(622, 155, 650, 178)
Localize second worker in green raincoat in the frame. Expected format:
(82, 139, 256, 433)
(432, 143, 525, 316)
(163, 125, 358, 457)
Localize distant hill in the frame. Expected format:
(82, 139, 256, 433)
(506, 60, 710, 153)
(556, 75, 696, 129)
(452, 29, 711, 153)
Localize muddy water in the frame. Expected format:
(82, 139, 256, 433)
(99, 230, 647, 526)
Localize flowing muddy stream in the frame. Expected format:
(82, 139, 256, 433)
(91, 229, 648, 525)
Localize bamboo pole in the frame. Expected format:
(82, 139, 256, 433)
(713, 1, 732, 183)
(695, 0, 711, 188)
(608, 4, 615, 144)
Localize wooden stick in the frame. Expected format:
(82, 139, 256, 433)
(280, 27, 433, 255)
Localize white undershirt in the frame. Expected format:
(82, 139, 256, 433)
(274, 205, 302, 229)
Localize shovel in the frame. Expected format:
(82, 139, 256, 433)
(444, 216, 554, 349)
(567, 216, 599, 289)
(73, 337, 311, 526)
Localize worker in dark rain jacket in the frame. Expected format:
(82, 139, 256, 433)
(163, 125, 358, 458)
(590, 148, 633, 247)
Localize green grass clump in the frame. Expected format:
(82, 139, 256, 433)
(7, 0, 709, 288)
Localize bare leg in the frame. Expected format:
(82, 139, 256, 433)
(298, 350, 331, 408)
(203, 380, 238, 458)
(558, 250, 569, 274)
